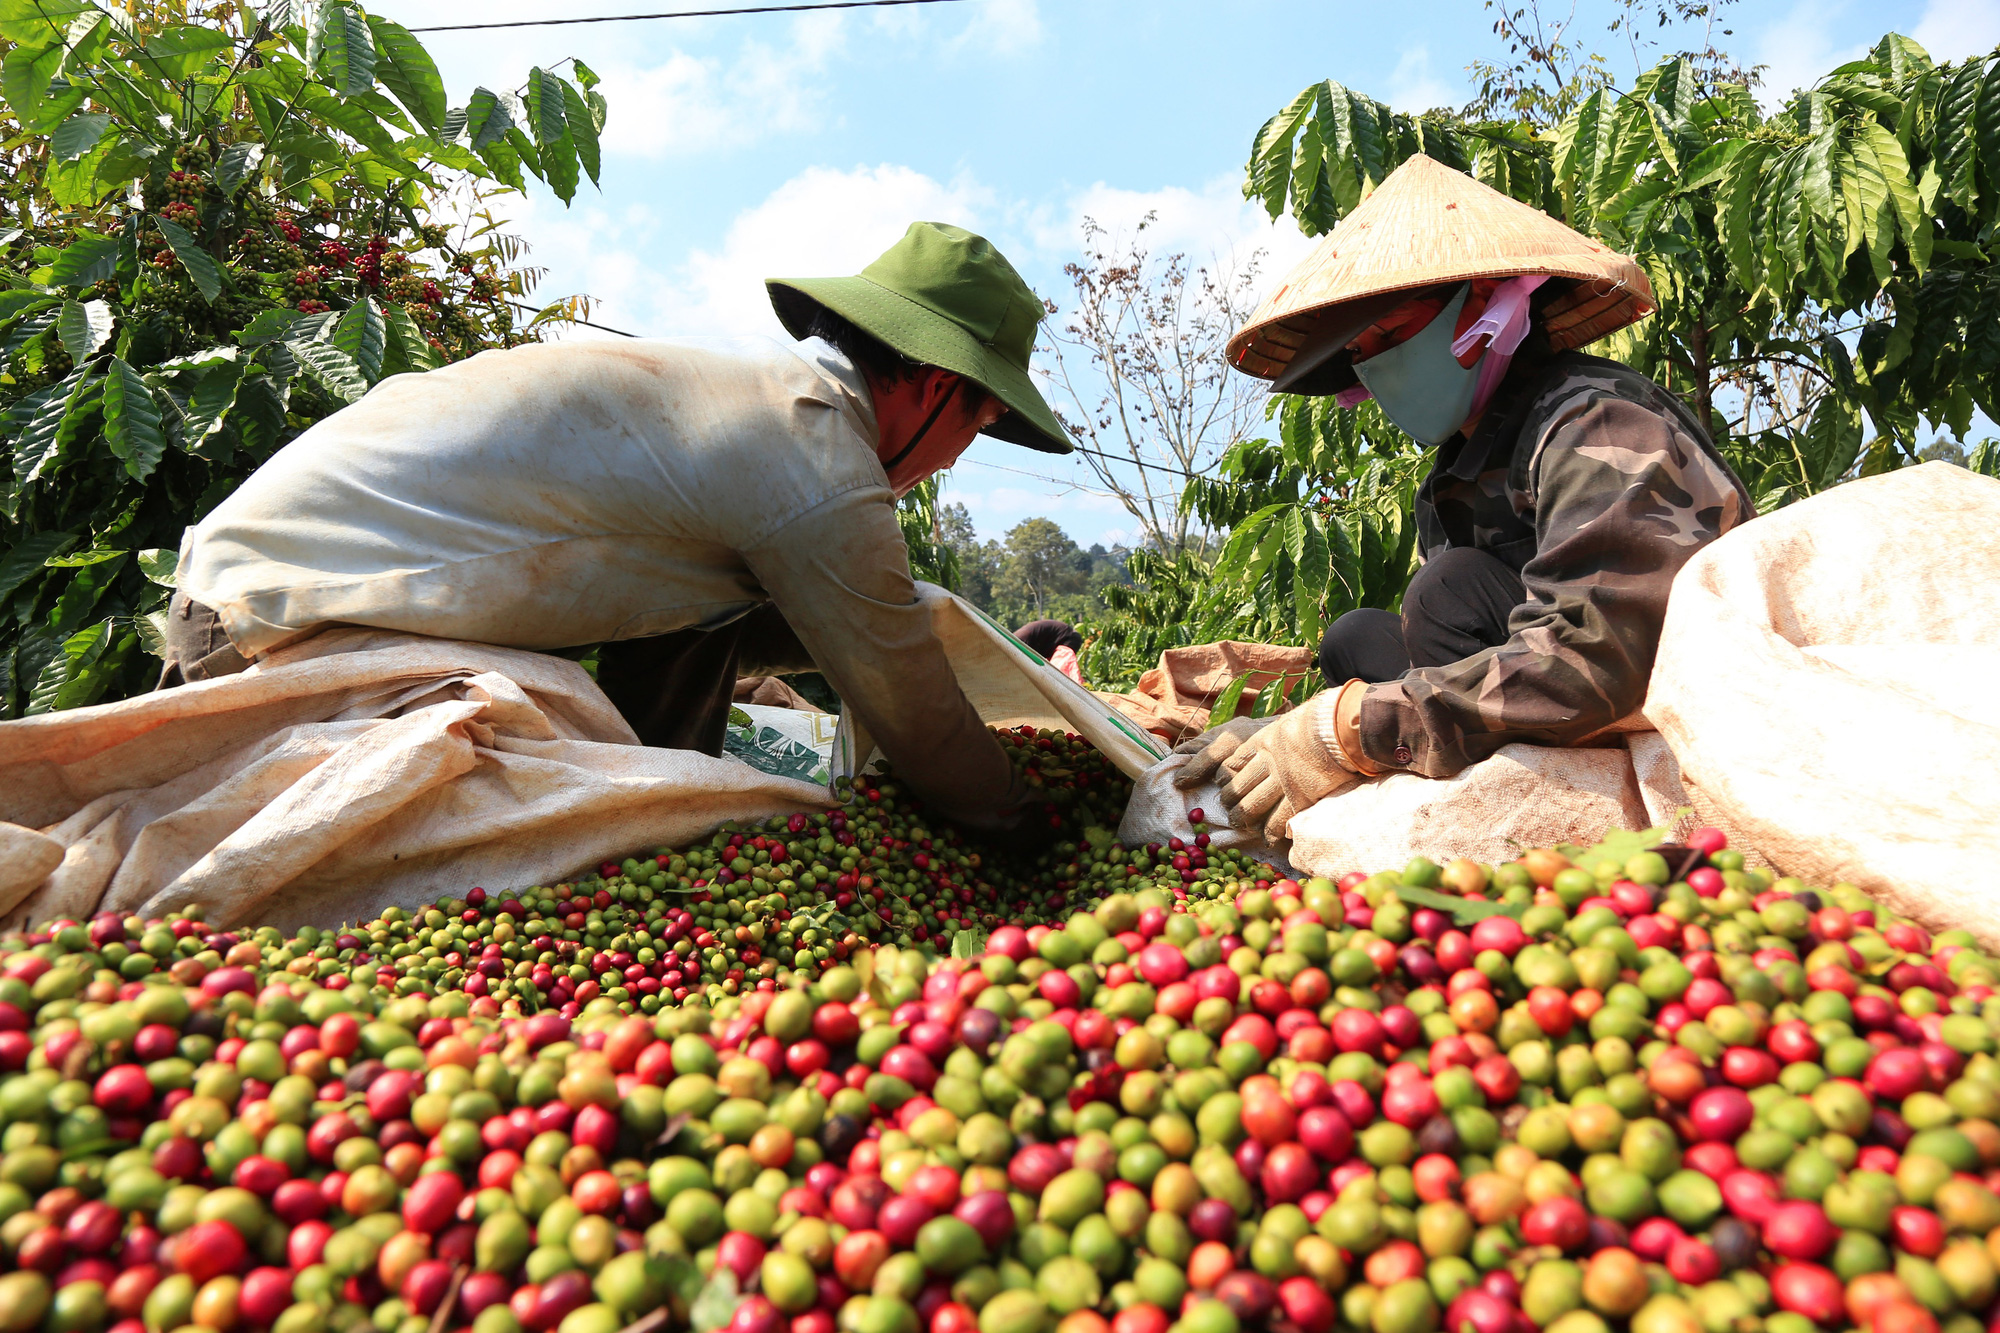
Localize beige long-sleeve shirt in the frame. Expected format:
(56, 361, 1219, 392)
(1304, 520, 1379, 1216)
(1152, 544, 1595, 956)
(176, 335, 1019, 825)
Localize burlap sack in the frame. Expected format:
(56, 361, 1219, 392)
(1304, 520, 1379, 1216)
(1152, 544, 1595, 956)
(732, 676, 816, 711)
(1099, 642, 1315, 743)
(1644, 463, 2000, 947)
(0, 824, 64, 909)
(1285, 734, 1694, 877)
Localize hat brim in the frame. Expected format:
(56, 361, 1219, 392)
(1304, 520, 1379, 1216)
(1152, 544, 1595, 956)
(1268, 286, 1452, 395)
(1228, 155, 1655, 384)
(768, 276, 1073, 455)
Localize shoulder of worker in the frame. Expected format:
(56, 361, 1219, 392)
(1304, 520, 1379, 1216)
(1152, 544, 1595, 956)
(331, 333, 885, 510)
(1507, 352, 1752, 535)
(192, 334, 894, 563)
(373, 333, 874, 426)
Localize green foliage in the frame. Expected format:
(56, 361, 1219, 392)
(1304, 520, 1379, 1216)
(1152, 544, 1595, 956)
(1082, 30, 2000, 683)
(895, 477, 960, 593)
(917, 497, 1130, 635)
(992, 517, 1087, 616)
(935, 501, 995, 607)
(1077, 397, 1423, 692)
(1189, 398, 1425, 647)
(0, 0, 607, 717)
(1250, 35, 2000, 509)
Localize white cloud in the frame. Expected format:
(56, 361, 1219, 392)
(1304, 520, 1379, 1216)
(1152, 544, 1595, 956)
(593, 13, 851, 160)
(1750, 0, 1993, 110)
(1752, 0, 1865, 106)
(949, 0, 1044, 56)
(672, 164, 993, 336)
(497, 162, 991, 339)
(851, 0, 1041, 54)
(1386, 46, 1460, 115)
(375, 1, 1047, 163)
(478, 192, 671, 339)
(1024, 174, 1318, 314)
(373, 2, 854, 160)
(1911, 0, 2000, 60)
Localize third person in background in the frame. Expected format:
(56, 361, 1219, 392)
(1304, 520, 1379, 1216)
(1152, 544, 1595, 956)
(1014, 618, 1085, 685)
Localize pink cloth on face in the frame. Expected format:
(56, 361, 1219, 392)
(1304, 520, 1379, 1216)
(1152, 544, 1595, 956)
(1453, 274, 1549, 421)
(1049, 644, 1084, 686)
(1332, 275, 1551, 417)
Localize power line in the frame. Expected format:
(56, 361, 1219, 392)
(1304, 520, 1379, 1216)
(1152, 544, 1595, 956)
(956, 455, 1116, 494)
(410, 0, 971, 33)
(1070, 444, 1210, 480)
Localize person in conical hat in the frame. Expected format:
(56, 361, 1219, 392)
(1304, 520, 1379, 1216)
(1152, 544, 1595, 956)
(1179, 156, 1754, 845)
(163, 222, 1069, 832)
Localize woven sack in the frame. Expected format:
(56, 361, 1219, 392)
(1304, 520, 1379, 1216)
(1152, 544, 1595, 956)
(1645, 463, 2000, 947)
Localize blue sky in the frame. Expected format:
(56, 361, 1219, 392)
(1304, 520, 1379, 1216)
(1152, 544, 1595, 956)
(375, 0, 1997, 547)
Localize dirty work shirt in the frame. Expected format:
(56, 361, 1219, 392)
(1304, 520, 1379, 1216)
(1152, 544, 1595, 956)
(175, 335, 1020, 825)
(1356, 352, 1755, 777)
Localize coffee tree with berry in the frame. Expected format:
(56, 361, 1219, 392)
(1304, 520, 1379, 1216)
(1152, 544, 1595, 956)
(0, 0, 611, 716)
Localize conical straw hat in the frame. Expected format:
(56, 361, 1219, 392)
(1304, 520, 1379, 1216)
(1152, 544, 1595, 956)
(1228, 154, 1654, 386)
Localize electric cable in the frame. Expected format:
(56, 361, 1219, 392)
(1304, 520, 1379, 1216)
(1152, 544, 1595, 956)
(410, 0, 971, 34)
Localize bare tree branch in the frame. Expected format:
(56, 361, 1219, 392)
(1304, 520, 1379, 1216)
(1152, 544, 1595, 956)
(1037, 214, 1268, 555)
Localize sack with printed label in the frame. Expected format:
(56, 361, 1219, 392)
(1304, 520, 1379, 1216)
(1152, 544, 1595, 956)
(723, 703, 839, 785)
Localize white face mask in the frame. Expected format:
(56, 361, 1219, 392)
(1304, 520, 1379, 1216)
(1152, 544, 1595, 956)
(1352, 285, 1483, 445)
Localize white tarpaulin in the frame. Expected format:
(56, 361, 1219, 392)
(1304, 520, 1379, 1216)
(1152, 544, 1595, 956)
(1643, 463, 2000, 947)
(0, 631, 828, 932)
(0, 585, 1166, 932)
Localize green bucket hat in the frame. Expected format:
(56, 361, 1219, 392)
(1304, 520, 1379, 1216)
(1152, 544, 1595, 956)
(767, 222, 1072, 454)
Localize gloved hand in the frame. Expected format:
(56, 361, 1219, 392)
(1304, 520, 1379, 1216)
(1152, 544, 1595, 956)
(1172, 716, 1277, 790)
(1182, 686, 1374, 843)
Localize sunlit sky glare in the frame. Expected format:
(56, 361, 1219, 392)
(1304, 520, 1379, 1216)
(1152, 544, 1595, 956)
(373, 0, 1999, 548)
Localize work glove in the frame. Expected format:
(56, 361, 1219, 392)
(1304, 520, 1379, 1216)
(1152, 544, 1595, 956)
(1176, 685, 1376, 844)
(1171, 716, 1275, 789)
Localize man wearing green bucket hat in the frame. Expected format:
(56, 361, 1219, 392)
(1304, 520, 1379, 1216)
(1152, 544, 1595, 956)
(165, 221, 1069, 828)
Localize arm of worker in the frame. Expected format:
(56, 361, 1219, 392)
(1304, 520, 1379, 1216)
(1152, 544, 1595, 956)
(1352, 392, 1748, 778)
(740, 486, 1029, 829)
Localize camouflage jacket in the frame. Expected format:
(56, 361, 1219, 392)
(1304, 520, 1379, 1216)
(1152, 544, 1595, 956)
(1356, 353, 1754, 777)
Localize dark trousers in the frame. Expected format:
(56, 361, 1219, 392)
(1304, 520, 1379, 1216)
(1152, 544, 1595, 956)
(591, 604, 811, 754)
(160, 595, 810, 757)
(1318, 547, 1525, 684)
